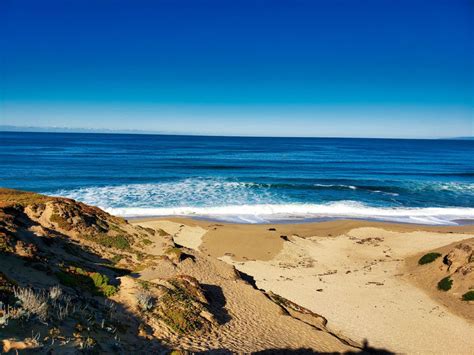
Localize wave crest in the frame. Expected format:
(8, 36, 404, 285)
(102, 202, 474, 225)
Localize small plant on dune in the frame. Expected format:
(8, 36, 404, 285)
(136, 292, 154, 311)
(13, 287, 49, 322)
(11, 285, 72, 324)
(50, 213, 72, 230)
(94, 233, 131, 250)
(166, 247, 183, 261)
(48, 285, 63, 301)
(110, 255, 123, 265)
(57, 267, 117, 297)
(418, 252, 442, 265)
(462, 291, 474, 301)
(90, 272, 118, 297)
(437, 276, 453, 291)
(156, 228, 169, 237)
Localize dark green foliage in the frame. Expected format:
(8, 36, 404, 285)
(418, 252, 442, 265)
(94, 233, 131, 250)
(57, 267, 118, 297)
(437, 276, 453, 291)
(110, 255, 123, 265)
(462, 291, 474, 301)
(156, 229, 169, 237)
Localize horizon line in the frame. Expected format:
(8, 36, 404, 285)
(0, 125, 472, 141)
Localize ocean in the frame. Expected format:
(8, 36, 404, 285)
(1, 131, 473, 225)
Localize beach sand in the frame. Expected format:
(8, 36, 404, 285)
(133, 218, 474, 354)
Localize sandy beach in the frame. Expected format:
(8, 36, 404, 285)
(134, 217, 474, 354)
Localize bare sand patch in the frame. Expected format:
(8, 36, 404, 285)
(146, 218, 474, 354)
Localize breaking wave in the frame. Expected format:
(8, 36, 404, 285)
(48, 178, 474, 225)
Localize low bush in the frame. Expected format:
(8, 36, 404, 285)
(13, 287, 49, 322)
(156, 229, 169, 236)
(136, 292, 154, 311)
(57, 267, 117, 297)
(94, 234, 130, 250)
(166, 247, 183, 261)
(418, 252, 442, 265)
(437, 276, 453, 291)
(462, 291, 474, 301)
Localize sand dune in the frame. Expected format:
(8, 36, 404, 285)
(135, 218, 474, 354)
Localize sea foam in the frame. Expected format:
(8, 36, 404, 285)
(103, 202, 474, 225)
(48, 179, 474, 225)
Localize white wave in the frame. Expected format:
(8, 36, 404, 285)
(51, 179, 277, 208)
(103, 201, 474, 225)
(314, 183, 357, 190)
(48, 179, 474, 225)
(371, 190, 399, 196)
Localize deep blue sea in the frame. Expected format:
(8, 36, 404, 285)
(1, 131, 473, 225)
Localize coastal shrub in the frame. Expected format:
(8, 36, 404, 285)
(418, 252, 442, 265)
(156, 229, 169, 237)
(110, 255, 123, 265)
(136, 292, 154, 311)
(166, 247, 183, 261)
(155, 278, 208, 334)
(437, 276, 453, 291)
(48, 285, 63, 301)
(0, 189, 50, 207)
(462, 291, 474, 301)
(94, 233, 130, 250)
(13, 287, 49, 322)
(142, 239, 153, 245)
(90, 272, 118, 297)
(50, 213, 72, 231)
(57, 267, 117, 297)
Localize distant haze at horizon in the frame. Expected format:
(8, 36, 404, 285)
(1, 0, 473, 138)
(0, 123, 473, 140)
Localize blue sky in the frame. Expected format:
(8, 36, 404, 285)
(1, 0, 473, 137)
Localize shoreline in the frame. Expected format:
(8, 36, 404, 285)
(109, 203, 474, 225)
(130, 215, 474, 230)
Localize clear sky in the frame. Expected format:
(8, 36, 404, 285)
(1, 0, 473, 138)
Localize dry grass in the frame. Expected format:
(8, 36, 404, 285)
(0, 188, 52, 207)
(136, 292, 154, 311)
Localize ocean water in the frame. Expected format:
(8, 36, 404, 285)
(1, 131, 473, 225)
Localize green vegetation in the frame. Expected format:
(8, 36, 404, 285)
(151, 277, 208, 334)
(156, 228, 169, 236)
(50, 213, 72, 230)
(90, 272, 117, 297)
(462, 291, 474, 301)
(0, 234, 14, 253)
(57, 266, 118, 297)
(142, 238, 153, 245)
(437, 276, 453, 291)
(93, 233, 131, 250)
(108, 223, 126, 234)
(418, 252, 442, 265)
(110, 255, 123, 265)
(158, 286, 202, 334)
(0, 188, 51, 207)
(137, 279, 152, 291)
(166, 247, 183, 260)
